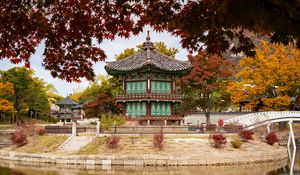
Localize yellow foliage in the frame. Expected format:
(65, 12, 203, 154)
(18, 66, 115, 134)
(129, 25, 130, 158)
(262, 96, 291, 111)
(0, 99, 16, 113)
(0, 82, 14, 97)
(228, 41, 300, 110)
(0, 81, 16, 113)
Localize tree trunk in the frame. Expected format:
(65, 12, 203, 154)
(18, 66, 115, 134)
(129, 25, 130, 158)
(205, 112, 211, 125)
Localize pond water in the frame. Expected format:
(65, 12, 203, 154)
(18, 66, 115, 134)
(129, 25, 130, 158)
(0, 149, 299, 175)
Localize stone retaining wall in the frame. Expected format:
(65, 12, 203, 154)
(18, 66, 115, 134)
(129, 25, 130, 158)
(0, 149, 287, 166)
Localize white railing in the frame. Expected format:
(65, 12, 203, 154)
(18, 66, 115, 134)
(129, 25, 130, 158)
(224, 111, 300, 129)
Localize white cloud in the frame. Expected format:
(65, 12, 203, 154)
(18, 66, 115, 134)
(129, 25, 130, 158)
(0, 27, 188, 97)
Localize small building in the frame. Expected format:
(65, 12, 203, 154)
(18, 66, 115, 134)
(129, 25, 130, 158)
(105, 32, 191, 125)
(56, 97, 83, 122)
(50, 103, 60, 118)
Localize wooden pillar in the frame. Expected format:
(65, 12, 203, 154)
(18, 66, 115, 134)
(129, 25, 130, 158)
(147, 102, 151, 116)
(171, 103, 175, 115)
(123, 103, 126, 116)
(123, 80, 126, 94)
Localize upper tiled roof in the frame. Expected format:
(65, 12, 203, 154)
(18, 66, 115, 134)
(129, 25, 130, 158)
(105, 32, 191, 75)
(56, 97, 79, 105)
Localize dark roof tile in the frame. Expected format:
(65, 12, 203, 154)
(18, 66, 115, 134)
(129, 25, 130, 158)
(105, 36, 191, 75)
(56, 97, 79, 105)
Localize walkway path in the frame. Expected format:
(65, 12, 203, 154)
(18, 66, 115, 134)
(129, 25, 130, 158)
(58, 136, 94, 152)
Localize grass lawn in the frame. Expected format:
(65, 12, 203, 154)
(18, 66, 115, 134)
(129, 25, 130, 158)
(7, 136, 67, 153)
(78, 137, 106, 154)
(77, 134, 243, 155)
(0, 125, 15, 130)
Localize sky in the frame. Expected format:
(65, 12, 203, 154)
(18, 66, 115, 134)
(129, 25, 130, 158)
(0, 27, 189, 97)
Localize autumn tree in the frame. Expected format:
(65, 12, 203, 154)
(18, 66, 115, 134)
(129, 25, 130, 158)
(178, 52, 234, 124)
(83, 76, 123, 118)
(3, 1, 297, 81)
(72, 74, 122, 118)
(45, 83, 64, 104)
(227, 41, 300, 111)
(0, 67, 54, 121)
(83, 90, 122, 118)
(0, 81, 16, 123)
(71, 83, 100, 103)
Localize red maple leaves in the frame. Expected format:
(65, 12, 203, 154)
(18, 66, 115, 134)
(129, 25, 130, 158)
(1, 1, 299, 81)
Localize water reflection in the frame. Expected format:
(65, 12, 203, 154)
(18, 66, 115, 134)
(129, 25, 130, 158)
(0, 159, 288, 175)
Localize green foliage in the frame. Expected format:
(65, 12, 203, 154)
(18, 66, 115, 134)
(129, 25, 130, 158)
(41, 116, 60, 123)
(231, 137, 243, 149)
(100, 112, 126, 131)
(0, 67, 60, 122)
(71, 82, 100, 103)
(45, 83, 63, 103)
(115, 48, 136, 61)
(71, 75, 122, 104)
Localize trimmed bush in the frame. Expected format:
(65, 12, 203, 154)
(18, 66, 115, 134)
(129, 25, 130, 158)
(231, 137, 243, 148)
(11, 129, 28, 147)
(36, 127, 45, 136)
(153, 131, 164, 150)
(209, 133, 227, 148)
(239, 130, 254, 141)
(106, 136, 120, 148)
(217, 118, 224, 128)
(265, 132, 278, 145)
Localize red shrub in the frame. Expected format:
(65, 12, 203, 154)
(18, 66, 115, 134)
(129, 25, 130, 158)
(239, 130, 254, 141)
(17, 122, 36, 136)
(153, 131, 164, 150)
(36, 127, 45, 136)
(209, 133, 227, 148)
(265, 132, 278, 145)
(217, 118, 224, 128)
(11, 129, 28, 147)
(106, 136, 120, 148)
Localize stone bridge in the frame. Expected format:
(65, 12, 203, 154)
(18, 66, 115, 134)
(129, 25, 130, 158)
(224, 111, 300, 129)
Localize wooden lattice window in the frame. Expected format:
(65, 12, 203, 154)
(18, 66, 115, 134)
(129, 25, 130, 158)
(126, 102, 147, 117)
(151, 102, 171, 116)
(151, 81, 171, 94)
(126, 81, 147, 94)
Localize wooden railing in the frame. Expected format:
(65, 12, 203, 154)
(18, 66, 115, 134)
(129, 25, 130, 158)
(128, 115, 184, 121)
(115, 93, 182, 101)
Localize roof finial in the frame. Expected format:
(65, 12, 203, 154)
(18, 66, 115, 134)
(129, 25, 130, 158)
(146, 31, 150, 41)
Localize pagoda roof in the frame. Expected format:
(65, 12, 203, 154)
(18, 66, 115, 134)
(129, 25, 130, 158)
(56, 97, 79, 105)
(105, 32, 191, 75)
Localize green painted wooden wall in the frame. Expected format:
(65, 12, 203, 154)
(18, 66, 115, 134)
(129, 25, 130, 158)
(151, 81, 171, 94)
(151, 102, 171, 116)
(126, 81, 147, 94)
(126, 102, 147, 117)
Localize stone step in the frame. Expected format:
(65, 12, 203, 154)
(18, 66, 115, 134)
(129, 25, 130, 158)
(58, 136, 94, 152)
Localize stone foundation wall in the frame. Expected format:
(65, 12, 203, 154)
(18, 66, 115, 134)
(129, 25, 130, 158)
(0, 149, 287, 166)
